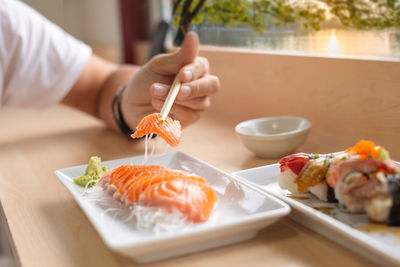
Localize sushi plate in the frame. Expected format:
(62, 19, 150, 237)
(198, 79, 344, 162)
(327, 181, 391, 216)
(54, 151, 290, 263)
(232, 164, 400, 266)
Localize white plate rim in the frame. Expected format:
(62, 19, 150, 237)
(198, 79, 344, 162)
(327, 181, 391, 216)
(232, 163, 400, 266)
(54, 151, 291, 253)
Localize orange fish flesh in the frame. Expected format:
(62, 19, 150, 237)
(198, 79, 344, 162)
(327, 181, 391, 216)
(99, 165, 217, 223)
(131, 113, 181, 147)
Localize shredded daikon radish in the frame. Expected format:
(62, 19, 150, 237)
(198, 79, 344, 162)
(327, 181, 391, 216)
(133, 205, 190, 234)
(81, 185, 191, 233)
(82, 179, 102, 196)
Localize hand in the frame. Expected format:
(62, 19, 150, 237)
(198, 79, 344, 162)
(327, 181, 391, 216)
(122, 31, 220, 129)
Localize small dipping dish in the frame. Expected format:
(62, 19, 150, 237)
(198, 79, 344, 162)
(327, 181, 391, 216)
(235, 116, 311, 158)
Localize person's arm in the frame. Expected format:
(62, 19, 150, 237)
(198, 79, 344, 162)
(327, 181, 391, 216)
(62, 32, 220, 134)
(61, 55, 139, 132)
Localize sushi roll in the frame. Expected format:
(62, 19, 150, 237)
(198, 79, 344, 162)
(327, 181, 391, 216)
(326, 140, 400, 224)
(278, 153, 336, 202)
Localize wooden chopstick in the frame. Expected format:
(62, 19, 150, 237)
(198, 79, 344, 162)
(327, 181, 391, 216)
(160, 74, 182, 121)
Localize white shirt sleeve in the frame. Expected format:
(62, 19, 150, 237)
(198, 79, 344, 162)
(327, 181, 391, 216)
(0, 0, 92, 107)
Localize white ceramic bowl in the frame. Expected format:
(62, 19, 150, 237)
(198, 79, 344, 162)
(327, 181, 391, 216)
(235, 116, 311, 158)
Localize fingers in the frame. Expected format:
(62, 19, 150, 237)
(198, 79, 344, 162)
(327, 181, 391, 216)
(169, 106, 201, 128)
(151, 99, 201, 128)
(151, 94, 211, 112)
(148, 31, 199, 76)
(175, 96, 211, 111)
(179, 56, 209, 83)
(177, 74, 219, 100)
(150, 74, 219, 102)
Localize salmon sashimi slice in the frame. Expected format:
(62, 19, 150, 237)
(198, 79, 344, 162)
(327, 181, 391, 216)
(110, 165, 166, 187)
(131, 113, 181, 147)
(98, 165, 167, 196)
(100, 165, 172, 198)
(116, 169, 203, 202)
(123, 173, 206, 203)
(139, 178, 217, 222)
(99, 165, 216, 223)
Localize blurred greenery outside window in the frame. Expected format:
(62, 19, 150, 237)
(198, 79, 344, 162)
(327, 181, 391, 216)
(171, 0, 400, 60)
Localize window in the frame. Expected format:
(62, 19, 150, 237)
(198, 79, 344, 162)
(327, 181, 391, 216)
(170, 0, 400, 60)
(191, 24, 400, 60)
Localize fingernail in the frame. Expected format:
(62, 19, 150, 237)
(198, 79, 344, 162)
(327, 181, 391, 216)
(183, 70, 192, 81)
(180, 85, 190, 98)
(153, 84, 168, 96)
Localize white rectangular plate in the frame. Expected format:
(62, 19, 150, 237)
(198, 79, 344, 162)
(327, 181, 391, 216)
(233, 164, 400, 266)
(54, 152, 290, 263)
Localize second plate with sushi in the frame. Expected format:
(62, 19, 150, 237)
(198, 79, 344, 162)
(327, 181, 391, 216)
(233, 163, 400, 266)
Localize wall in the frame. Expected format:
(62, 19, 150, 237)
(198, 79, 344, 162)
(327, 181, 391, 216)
(22, 0, 122, 62)
(200, 47, 400, 158)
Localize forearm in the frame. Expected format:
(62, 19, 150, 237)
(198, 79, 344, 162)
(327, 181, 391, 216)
(97, 64, 140, 132)
(62, 54, 140, 132)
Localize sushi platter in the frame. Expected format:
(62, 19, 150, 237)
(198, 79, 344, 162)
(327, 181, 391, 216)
(55, 151, 290, 263)
(233, 162, 400, 266)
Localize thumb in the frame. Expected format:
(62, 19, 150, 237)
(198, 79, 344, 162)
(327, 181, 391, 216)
(147, 31, 199, 75)
(176, 31, 199, 66)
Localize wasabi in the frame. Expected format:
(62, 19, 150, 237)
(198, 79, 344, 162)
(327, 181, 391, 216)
(73, 156, 108, 187)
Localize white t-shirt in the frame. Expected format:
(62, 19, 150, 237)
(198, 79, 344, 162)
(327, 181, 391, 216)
(0, 0, 92, 107)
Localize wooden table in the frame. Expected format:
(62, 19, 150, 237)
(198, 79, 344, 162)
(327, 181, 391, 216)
(0, 105, 378, 267)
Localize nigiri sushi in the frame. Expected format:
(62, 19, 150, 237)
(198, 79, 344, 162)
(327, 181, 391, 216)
(278, 153, 336, 202)
(278, 140, 400, 225)
(327, 140, 400, 225)
(98, 165, 217, 223)
(131, 113, 181, 146)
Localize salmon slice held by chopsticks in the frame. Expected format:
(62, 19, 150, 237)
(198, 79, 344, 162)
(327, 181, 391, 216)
(131, 113, 181, 146)
(131, 73, 183, 146)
